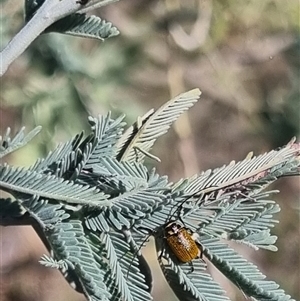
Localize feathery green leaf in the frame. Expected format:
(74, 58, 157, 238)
(0, 126, 42, 159)
(46, 13, 119, 40)
(116, 89, 201, 162)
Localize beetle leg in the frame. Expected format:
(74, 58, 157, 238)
(158, 250, 164, 260)
(195, 241, 204, 258)
(187, 261, 194, 274)
(197, 245, 207, 268)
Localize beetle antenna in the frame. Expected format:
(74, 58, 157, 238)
(167, 190, 205, 225)
(122, 227, 153, 281)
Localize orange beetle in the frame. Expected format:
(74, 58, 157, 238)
(164, 221, 203, 269)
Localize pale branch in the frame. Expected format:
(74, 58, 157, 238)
(0, 0, 117, 76)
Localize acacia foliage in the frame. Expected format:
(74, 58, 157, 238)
(1, 89, 299, 301)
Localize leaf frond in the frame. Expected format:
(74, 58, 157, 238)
(116, 89, 201, 162)
(46, 13, 120, 40)
(204, 238, 296, 301)
(83, 114, 126, 168)
(49, 220, 110, 301)
(0, 164, 109, 207)
(1, 96, 299, 301)
(159, 254, 229, 301)
(30, 132, 84, 173)
(188, 193, 280, 246)
(83, 157, 149, 192)
(21, 195, 69, 229)
(96, 231, 152, 301)
(0, 126, 42, 159)
(185, 138, 300, 198)
(39, 254, 67, 269)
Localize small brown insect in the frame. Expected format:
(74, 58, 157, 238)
(164, 221, 203, 268)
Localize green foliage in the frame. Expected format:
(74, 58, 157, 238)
(25, 0, 119, 40)
(1, 1, 299, 300)
(1, 90, 299, 301)
(116, 89, 201, 162)
(46, 14, 119, 40)
(0, 126, 42, 158)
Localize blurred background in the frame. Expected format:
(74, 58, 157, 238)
(0, 0, 299, 300)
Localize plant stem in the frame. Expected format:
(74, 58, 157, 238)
(0, 0, 79, 76)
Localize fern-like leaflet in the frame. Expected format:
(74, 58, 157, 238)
(1, 89, 299, 301)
